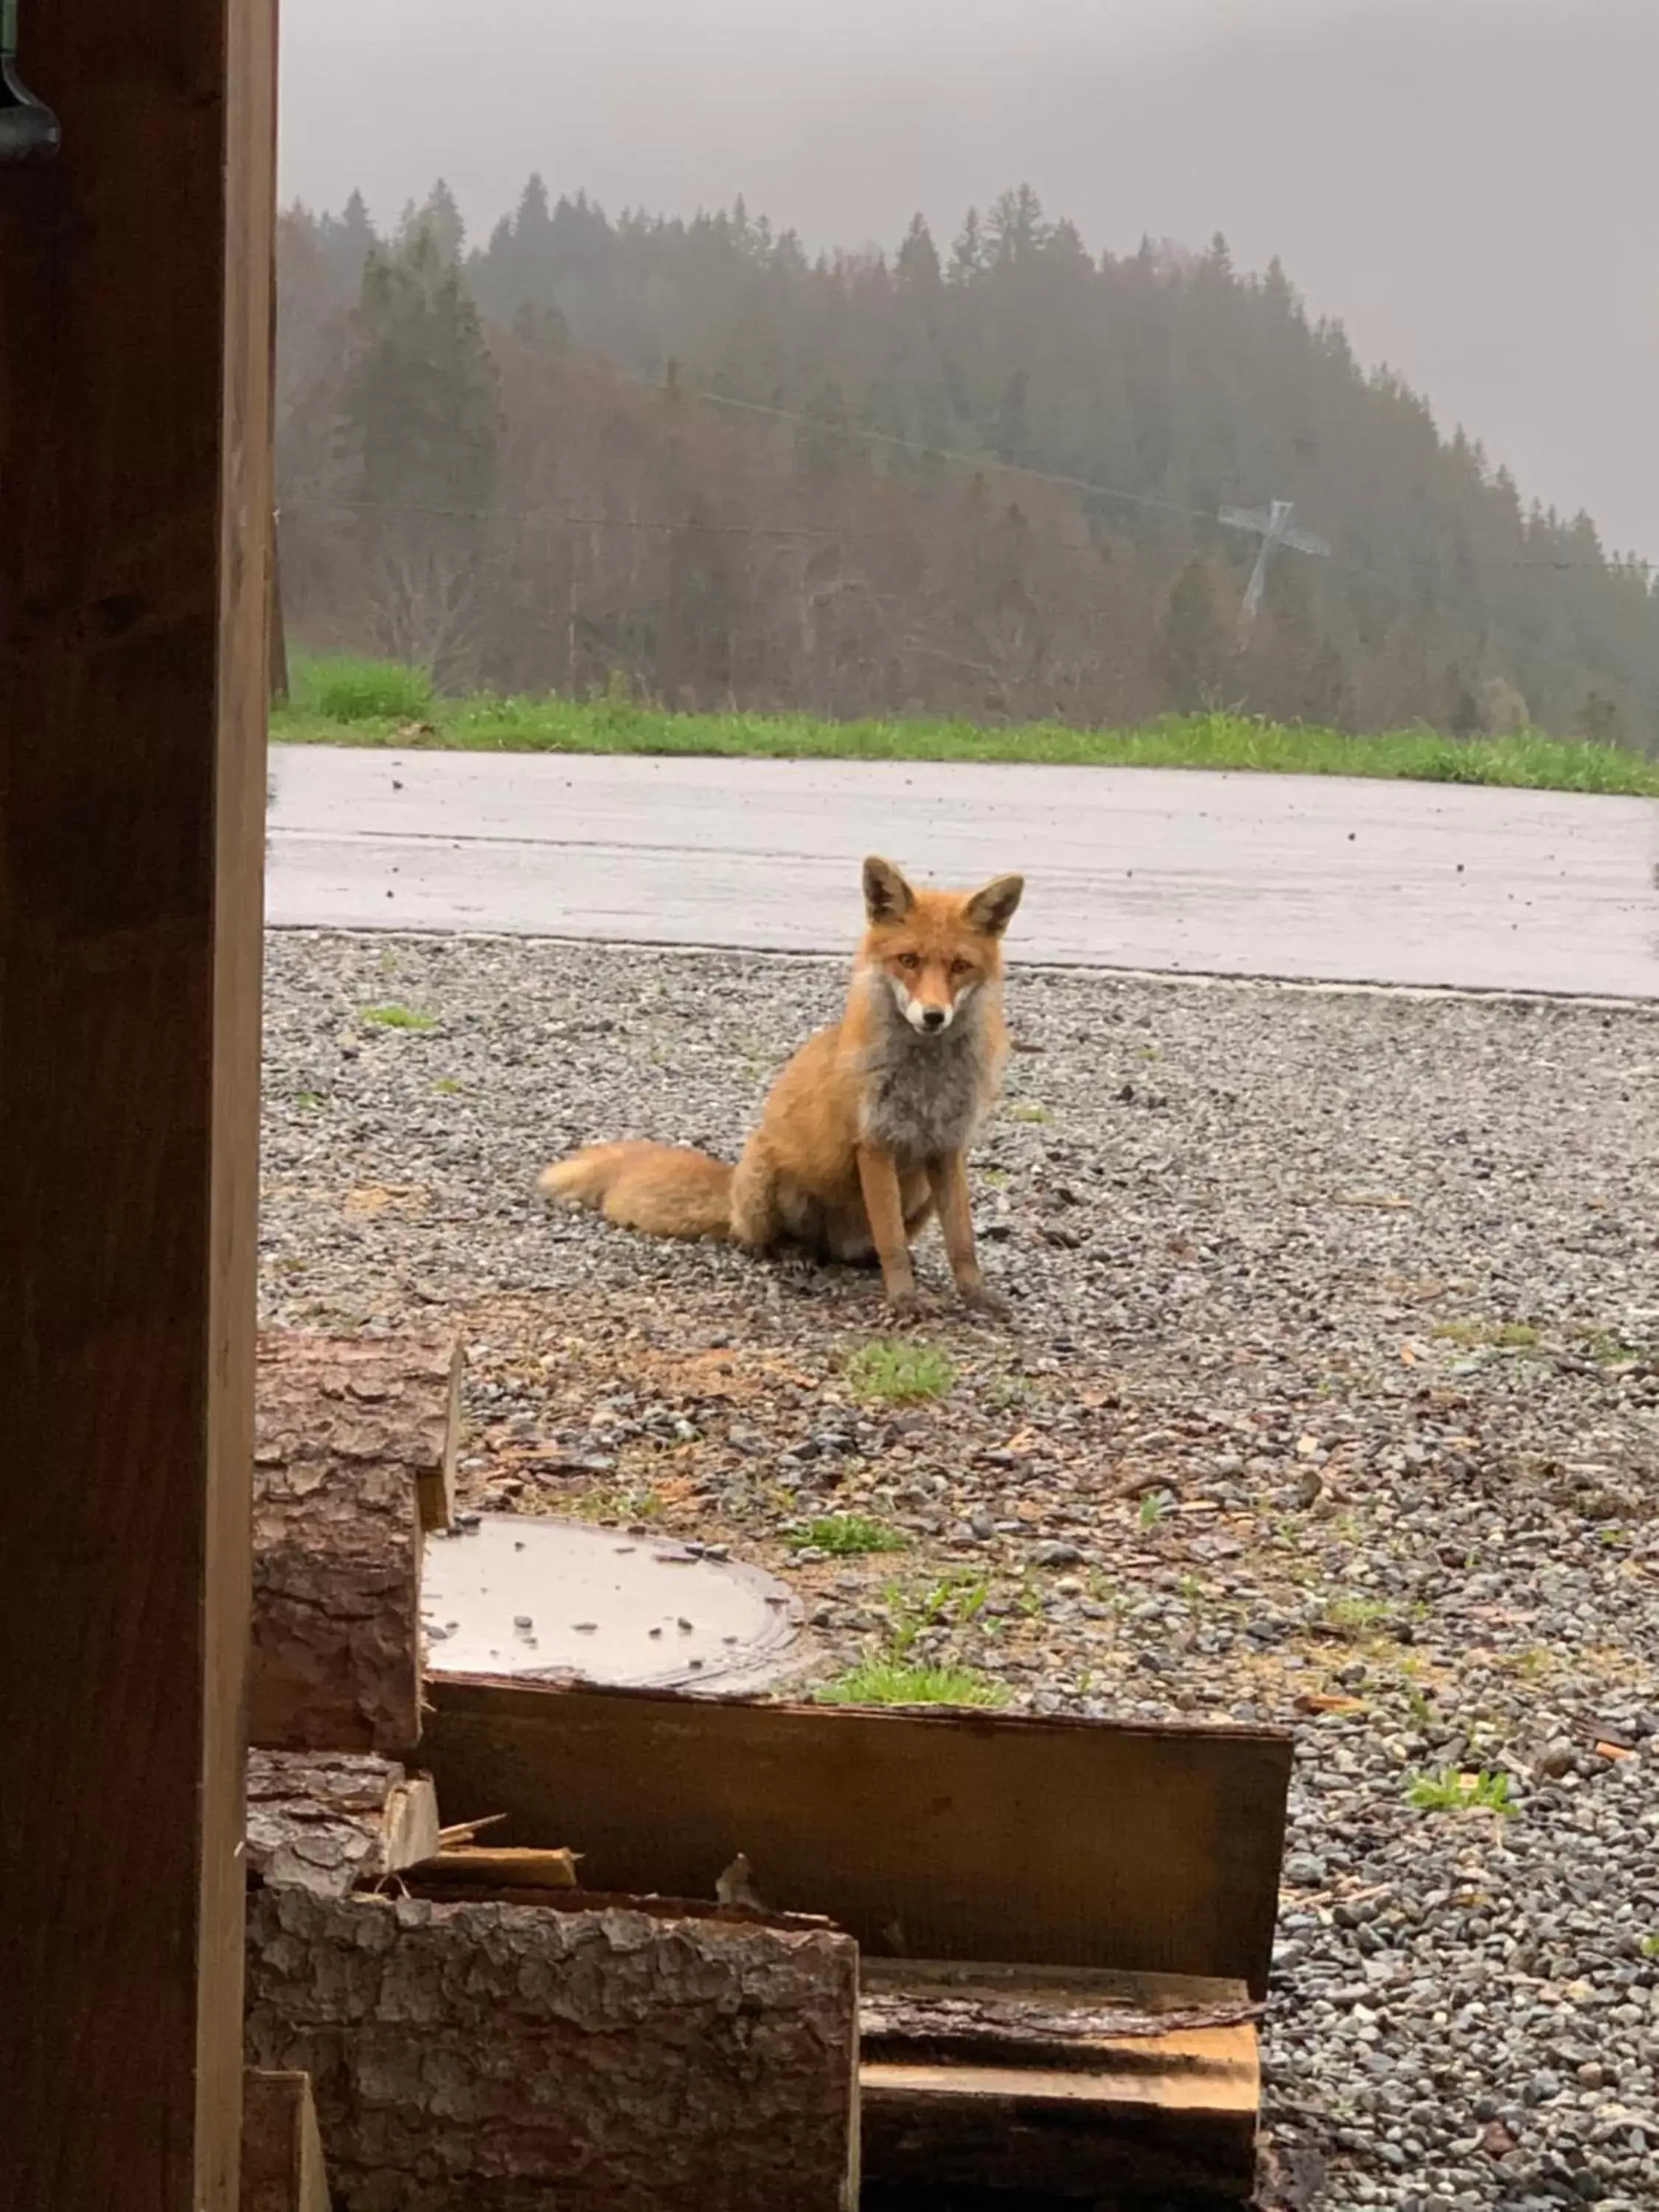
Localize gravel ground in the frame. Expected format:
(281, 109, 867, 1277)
(261, 930, 1659, 2212)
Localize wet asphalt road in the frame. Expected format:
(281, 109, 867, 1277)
(266, 747, 1658, 998)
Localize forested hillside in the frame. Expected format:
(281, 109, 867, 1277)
(275, 180, 1659, 750)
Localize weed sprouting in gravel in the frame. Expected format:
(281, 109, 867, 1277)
(788, 1514, 908, 1557)
(1408, 1767, 1517, 1815)
(1432, 1318, 1541, 1351)
(1324, 1595, 1393, 1638)
(879, 1572, 990, 1656)
(814, 1660, 1006, 1709)
(361, 1003, 437, 1032)
(846, 1340, 954, 1404)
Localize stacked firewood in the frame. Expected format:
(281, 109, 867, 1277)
(240, 1331, 859, 2212)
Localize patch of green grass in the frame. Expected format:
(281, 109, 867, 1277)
(814, 1660, 1006, 1709)
(1138, 1489, 1175, 1530)
(432, 1077, 467, 1096)
(1408, 1767, 1517, 1816)
(580, 1484, 664, 1524)
(291, 653, 435, 726)
(789, 1513, 908, 1558)
(846, 1340, 954, 1405)
(882, 1571, 990, 1655)
(1005, 1101, 1053, 1125)
(1324, 1595, 1392, 1637)
(295, 1090, 327, 1110)
(1575, 1328, 1646, 1367)
(1432, 1318, 1541, 1351)
(360, 1003, 437, 1032)
(269, 692, 1659, 799)
(1641, 1933, 1659, 1961)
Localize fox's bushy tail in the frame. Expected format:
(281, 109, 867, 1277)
(536, 1140, 734, 1240)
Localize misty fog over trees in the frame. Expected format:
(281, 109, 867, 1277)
(275, 178, 1659, 751)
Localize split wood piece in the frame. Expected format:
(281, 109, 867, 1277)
(246, 1750, 440, 1898)
(257, 1330, 461, 1534)
(251, 1335, 460, 1750)
(414, 1844, 580, 1890)
(245, 1886, 860, 2212)
(859, 1960, 1259, 2202)
(241, 2070, 332, 2212)
(422, 1677, 1293, 1996)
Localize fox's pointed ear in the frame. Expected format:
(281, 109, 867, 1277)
(967, 872, 1024, 939)
(863, 855, 915, 922)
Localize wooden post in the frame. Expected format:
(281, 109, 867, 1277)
(271, 509, 291, 704)
(0, 0, 276, 2205)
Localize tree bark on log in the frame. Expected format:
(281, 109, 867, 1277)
(246, 1751, 440, 1898)
(242, 2069, 332, 2212)
(257, 1332, 460, 1534)
(244, 1888, 859, 2212)
(251, 1336, 459, 1751)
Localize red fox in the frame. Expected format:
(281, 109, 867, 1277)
(538, 855, 1024, 1315)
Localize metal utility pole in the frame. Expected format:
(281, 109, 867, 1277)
(1219, 499, 1331, 637)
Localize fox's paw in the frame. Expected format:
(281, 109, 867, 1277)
(883, 1284, 924, 1320)
(960, 1284, 1010, 1322)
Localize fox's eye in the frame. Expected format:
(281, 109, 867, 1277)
(950, 959, 973, 978)
(898, 953, 920, 971)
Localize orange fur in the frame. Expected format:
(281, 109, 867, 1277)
(537, 856, 1024, 1312)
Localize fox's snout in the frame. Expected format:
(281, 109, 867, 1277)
(889, 974, 959, 1033)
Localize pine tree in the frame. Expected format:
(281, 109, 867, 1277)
(985, 184, 1050, 265)
(895, 214, 942, 297)
(948, 208, 985, 287)
(318, 188, 376, 296)
(341, 229, 499, 676)
(399, 179, 465, 265)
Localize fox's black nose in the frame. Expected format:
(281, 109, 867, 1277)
(922, 1006, 947, 1031)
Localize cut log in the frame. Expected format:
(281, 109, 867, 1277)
(257, 1331, 460, 1534)
(246, 1750, 440, 1897)
(246, 1887, 860, 2212)
(858, 1959, 1259, 2201)
(242, 2070, 331, 2212)
(251, 1334, 461, 1750)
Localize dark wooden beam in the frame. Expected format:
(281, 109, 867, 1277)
(0, 0, 276, 2204)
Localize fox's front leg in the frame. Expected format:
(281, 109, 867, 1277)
(928, 1150, 1007, 1319)
(856, 1143, 920, 1315)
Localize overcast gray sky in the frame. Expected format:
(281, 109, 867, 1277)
(280, 0, 1658, 557)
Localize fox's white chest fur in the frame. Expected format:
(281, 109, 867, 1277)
(856, 983, 998, 1163)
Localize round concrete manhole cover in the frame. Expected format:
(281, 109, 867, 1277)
(422, 1517, 802, 1692)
